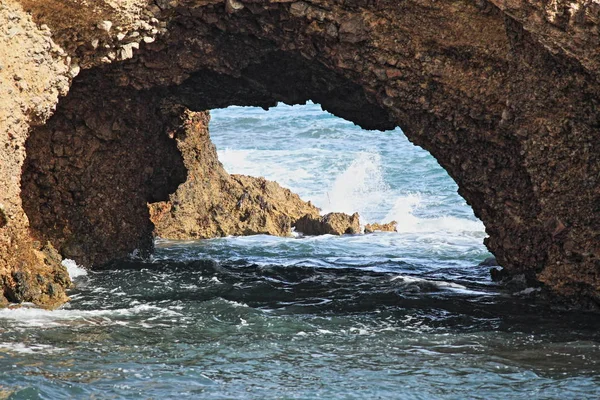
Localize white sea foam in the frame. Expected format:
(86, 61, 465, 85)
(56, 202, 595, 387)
(390, 275, 493, 296)
(218, 149, 254, 172)
(0, 307, 114, 328)
(313, 152, 485, 238)
(218, 148, 314, 191)
(61, 258, 88, 279)
(383, 194, 485, 234)
(221, 299, 250, 308)
(391, 274, 466, 289)
(349, 327, 370, 335)
(0, 342, 64, 354)
(0, 303, 180, 329)
(515, 287, 541, 296)
(318, 152, 390, 219)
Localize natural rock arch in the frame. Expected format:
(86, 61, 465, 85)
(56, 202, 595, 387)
(2, 0, 599, 307)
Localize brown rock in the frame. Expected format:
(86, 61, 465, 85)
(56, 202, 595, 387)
(364, 221, 397, 233)
(338, 16, 368, 43)
(0, 2, 74, 308)
(149, 110, 320, 239)
(294, 212, 361, 236)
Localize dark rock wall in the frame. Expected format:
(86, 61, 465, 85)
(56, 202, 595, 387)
(22, 71, 187, 267)
(501, 17, 600, 304)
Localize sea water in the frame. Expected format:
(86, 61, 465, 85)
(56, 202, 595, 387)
(0, 103, 598, 399)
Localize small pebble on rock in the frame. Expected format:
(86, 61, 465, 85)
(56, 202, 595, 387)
(97, 20, 113, 32)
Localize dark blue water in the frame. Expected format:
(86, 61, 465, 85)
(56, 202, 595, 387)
(0, 103, 598, 399)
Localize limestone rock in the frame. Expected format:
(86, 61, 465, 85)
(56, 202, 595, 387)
(97, 21, 112, 32)
(0, 242, 71, 309)
(225, 0, 244, 14)
(149, 110, 320, 239)
(364, 221, 398, 233)
(0, 2, 73, 308)
(294, 212, 361, 236)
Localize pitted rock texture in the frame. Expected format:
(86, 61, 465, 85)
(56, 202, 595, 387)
(364, 222, 398, 234)
(295, 212, 361, 236)
(1, 0, 600, 307)
(149, 110, 321, 239)
(0, 1, 74, 307)
(21, 74, 187, 267)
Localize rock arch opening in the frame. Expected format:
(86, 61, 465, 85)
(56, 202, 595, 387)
(21, 46, 399, 266)
(12, 0, 600, 307)
(208, 102, 484, 233)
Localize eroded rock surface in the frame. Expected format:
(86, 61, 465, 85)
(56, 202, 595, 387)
(1, 0, 599, 307)
(0, 2, 74, 307)
(365, 222, 398, 234)
(295, 212, 361, 236)
(21, 74, 187, 267)
(149, 110, 320, 239)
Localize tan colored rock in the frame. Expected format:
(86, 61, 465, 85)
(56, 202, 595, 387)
(364, 221, 397, 233)
(0, 1, 73, 308)
(97, 20, 113, 32)
(1, 244, 71, 309)
(150, 110, 320, 239)
(294, 212, 361, 236)
(225, 0, 244, 14)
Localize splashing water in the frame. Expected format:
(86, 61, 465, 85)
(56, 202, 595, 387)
(318, 151, 390, 219)
(384, 194, 485, 234)
(61, 259, 88, 279)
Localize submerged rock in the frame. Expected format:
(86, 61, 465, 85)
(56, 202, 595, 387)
(294, 212, 361, 236)
(479, 256, 499, 267)
(364, 221, 398, 233)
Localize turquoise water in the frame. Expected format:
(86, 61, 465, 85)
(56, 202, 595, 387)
(1, 103, 599, 399)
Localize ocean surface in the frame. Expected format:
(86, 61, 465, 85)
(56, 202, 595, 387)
(1, 103, 599, 399)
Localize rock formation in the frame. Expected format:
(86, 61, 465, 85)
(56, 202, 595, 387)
(1, 0, 599, 308)
(295, 212, 361, 236)
(149, 109, 321, 239)
(364, 221, 398, 234)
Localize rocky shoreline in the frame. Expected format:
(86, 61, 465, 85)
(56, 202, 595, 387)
(148, 108, 387, 239)
(148, 109, 321, 240)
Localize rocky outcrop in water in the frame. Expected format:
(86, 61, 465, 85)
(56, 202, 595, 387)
(1, 0, 600, 308)
(364, 222, 398, 234)
(294, 212, 361, 236)
(149, 109, 320, 239)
